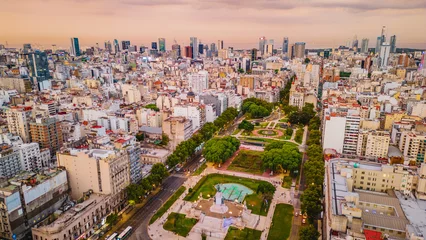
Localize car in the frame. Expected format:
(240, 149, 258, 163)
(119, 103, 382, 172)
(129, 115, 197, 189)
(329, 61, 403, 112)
(294, 212, 299, 217)
(302, 218, 306, 224)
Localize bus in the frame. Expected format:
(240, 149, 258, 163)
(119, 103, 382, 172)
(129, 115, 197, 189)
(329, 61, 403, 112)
(117, 226, 133, 240)
(106, 233, 118, 240)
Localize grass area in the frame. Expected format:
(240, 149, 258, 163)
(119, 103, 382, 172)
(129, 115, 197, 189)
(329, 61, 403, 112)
(268, 204, 294, 240)
(149, 186, 186, 224)
(279, 135, 291, 140)
(259, 122, 269, 128)
(228, 150, 264, 175)
(279, 118, 289, 122)
(282, 176, 292, 189)
(183, 173, 274, 216)
(258, 130, 278, 136)
(163, 212, 198, 237)
(295, 127, 304, 144)
(241, 131, 254, 136)
(225, 227, 262, 240)
(192, 163, 207, 176)
(232, 129, 242, 135)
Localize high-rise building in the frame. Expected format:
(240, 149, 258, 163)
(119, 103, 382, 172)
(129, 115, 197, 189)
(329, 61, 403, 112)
(23, 43, 32, 54)
(184, 46, 193, 58)
(113, 39, 120, 53)
(381, 26, 386, 44)
(172, 43, 181, 58)
(264, 44, 273, 55)
(198, 43, 204, 54)
(390, 35, 397, 53)
(352, 35, 359, 50)
(70, 37, 81, 56)
(282, 37, 289, 54)
(151, 42, 157, 50)
(251, 48, 257, 61)
(379, 42, 391, 67)
(210, 43, 216, 53)
(0, 144, 21, 178)
(162, 117, 193, 149)
(57, 149, 130, 200)
(24, 51, 50, 86)
(105, 40, 112, 53)
(30, 116, 63, 156)
(158, 38, 166, 52)
(190, 37, 198, 59)
(294, 42, 306, 58)
(375, 36, 382, 54)
(361, 38, 369, 53)
(259, 36, 266, 55)
(217, 40, 224, 50)
(121, 40, 130, 50)
(188, 70, 209, 94)
(6, 106, 32, 143)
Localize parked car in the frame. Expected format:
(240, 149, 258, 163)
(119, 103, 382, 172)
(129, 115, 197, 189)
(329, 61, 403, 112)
(302, 218, 306, 224)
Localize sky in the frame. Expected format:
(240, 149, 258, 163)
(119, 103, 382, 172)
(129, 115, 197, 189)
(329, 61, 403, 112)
(1, 0, 426, 50)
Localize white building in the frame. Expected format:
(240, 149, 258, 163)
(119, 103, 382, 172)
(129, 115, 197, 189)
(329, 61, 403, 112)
(379, 42, 391, 68)
(173, 105, 206, 131)
(188, 70, 209, 94)
(121, 84, 142, 104)
(16, 143, 43, 171)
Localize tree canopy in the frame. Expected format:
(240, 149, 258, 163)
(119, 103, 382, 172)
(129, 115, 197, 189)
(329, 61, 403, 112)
(144, 103, 160, 112)
(299, 225, 320, 240)
(203, 136, 240, 164)
(238, 120, 254, 132)
(242, 98, 273, 118)
(261, 146, 301, 173)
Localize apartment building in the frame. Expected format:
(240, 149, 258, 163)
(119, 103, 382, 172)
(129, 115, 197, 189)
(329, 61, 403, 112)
(357, 130, 390, 158)
(323, 114, 360, 155)
(172, 104, 206, 131)
(0, 144, 21, 178)
(29, 117, 63, 156)
(398, 132, 426, 164)
(343, 115, 361, 155)
(6, 106, 32, 143)
(140, 148, 170, 164)
(16, 142, 43, 172)
(57, 149, 130, 201)
(162, 116, 193, 149)
(0, 169, 68, 240)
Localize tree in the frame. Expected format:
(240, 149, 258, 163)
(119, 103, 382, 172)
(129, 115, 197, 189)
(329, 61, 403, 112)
(301, 185, 322, 223)
(106, 213, 119, 226)
(203, 136, 240, 164)
(151, 163, 169, 180)
(285, 128, 293, 136)
(144, 103, 160, 112)
(264, 141, 284, 151)
(299, 225, 320, 240)
(160, 133, 169, 146)
(126, 184, 145, 202)
(238, 120, 254, 132)
(304, 58, 311, 64)
(256, 182, 276, 195)
(274, 69, 279, 74)
(238, 68, 244, 73)
(136, 133, 144, 142)
(261, 147, 301, 173)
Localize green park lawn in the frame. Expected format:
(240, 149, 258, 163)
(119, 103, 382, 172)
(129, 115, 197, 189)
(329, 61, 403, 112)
(150, 186, 186, 224)
(282, 176, 292, 189)
(267, 204, 294, 240)
(163, 212, 198, 237)
(192, 163, 207, 176)
(183, 173, 274, 216)
(227, 150, 264, 175)
(225, 227, 262, 240)
(232, 129, 242, 135)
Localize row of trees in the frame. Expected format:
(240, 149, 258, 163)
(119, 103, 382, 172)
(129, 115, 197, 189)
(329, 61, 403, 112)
(238, 119, 254, 132)
(202, 136, 240, 165)
(261, 141, 302, 175)
(165, 107, 239, 168)
(242, 98, 273, 118)
(288, 103, 316, 125)
(299, 116, 323, 239)
(126, 163, 169, 203)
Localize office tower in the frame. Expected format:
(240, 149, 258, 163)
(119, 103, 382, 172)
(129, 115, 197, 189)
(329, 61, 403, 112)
(210, 43, 216, 53)
(390, 35, 397, 53)
(190, 37, 198, 58)
(151, 42, 158, 50)
(264, 44, 273, 55)
(70, 37, 81, 56)
(251, 48, 258, 61)
(184, 46, 193, 58)
(113, 39, 120, 53)
(288, 44, 294, 59)
(282, 37, 289, 54)
(242, 58, 251, 72)
(381, 26, 386, 44)
(375, 36, 381, 54)
(121, 40, 130, 50)
(198, 43, 204, 54)
(139, 46, 147, 53)
(361, 38, 369, 53)
(324, 49, 330, 59)
(24, 51, 50, 85)
(23, 43, 32, 53)
(172, 43, 181, 57)
(158, 38, 166, 52)
(105, 40, 112, 53)
(217, 40, 224, 50)
(352, 35, 358, 50)
(294, 42, 306, 58)
(379, 42, 391, 67)
(30, 116, 63, 156)
(259, 36, 266, 55)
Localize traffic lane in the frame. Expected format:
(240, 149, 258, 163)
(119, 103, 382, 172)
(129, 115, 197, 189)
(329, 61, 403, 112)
(125, 176, 186, 240)
(290, 208, 303, 240)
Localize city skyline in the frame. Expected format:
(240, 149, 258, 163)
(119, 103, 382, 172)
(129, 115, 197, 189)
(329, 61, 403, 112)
(1, 0, 426, 49)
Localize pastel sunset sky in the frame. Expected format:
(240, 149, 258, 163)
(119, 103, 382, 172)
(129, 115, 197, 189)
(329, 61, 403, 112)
(1, 0, 425, 50)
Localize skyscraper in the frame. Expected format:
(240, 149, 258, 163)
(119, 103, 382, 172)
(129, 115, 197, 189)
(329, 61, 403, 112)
(294, 42, 306, 58)
(70, 37, 81, 56)
(184, 46, 193, 58)
(375, 36, 382, 54)
(121, 40, 130, 50)
(113, 39, 120, 53)
(259, 36, 266, 55)
(198, 43, 204, 54)
(361, 38, 369, 53)
(23, 43, 32, 54)
(24, 51, 50, 85)
(379, 42, 391, 68)
(158, 38, 166, 52)
(210, 43, 216, 53)
(390, 35, 397, 53)
(352, 35, 359, 50)
(217, 40, 224, 50)
(151, 42, 157, 50)
(105, 41, 112, 53)
(172, 44, 181, 58)
(282, 37, 289, 54)
(381, 26, 386, 44)
(190, 37, 198, 59)
(251, 48, 257, 61)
